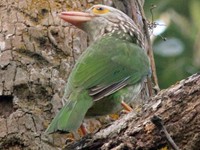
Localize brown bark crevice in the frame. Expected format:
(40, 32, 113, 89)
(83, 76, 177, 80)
(64, 73, 200, 150)
(0, 0, 102, 149)
(0, 0, 199, 149)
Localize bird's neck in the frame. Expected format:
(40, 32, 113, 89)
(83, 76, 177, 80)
(90, 31, 144, 49)
(87, 27, 144, 49)
(105, 31, 134, 42)
(82, 21, 144, 48)
(87, 29, 105, 43)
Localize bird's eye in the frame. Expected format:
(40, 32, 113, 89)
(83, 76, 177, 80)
(96, 7, 104, 11)
(92, 6, 109, 14)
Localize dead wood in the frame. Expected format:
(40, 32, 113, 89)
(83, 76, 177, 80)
(64, 73, 200, 150)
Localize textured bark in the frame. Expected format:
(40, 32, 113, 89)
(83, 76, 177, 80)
(0, 0, 188, 150)
(64, 73, 200, 150)
(0, 0, 102, 149)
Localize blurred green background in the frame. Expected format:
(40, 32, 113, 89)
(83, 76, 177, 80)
(144, 0, 200, 89)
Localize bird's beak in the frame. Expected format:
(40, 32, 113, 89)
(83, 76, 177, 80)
(59, 11, 93, 28)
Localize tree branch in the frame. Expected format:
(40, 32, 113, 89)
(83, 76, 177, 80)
(64, 73, 200, 150)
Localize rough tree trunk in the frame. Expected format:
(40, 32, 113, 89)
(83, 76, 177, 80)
(64, 73, 200, 150)
(1, 0, 198, 150)
(0, 0, 102, 149)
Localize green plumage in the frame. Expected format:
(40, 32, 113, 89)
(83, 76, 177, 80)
(46, 4, 151, 134)
(46, 91, 93, 133)
(46, 35, 150, 133)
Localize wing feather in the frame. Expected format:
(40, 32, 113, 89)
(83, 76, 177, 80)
(66, 36, 150, 101)
(89, 76, 130, 101)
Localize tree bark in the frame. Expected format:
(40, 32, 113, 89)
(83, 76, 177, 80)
(0, 0, 102, 149)
(1, 0, 198, 150)
(64, 73, 200, 150)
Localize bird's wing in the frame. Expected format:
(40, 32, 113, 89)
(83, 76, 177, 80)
(66, 36, 150, 101)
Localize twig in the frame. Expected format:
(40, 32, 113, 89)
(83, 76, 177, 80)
(136, 0, 160, 93)
(151, 115, 180, 150)
(150, 4, 157, 29)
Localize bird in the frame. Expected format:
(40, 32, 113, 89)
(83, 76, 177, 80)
(45, 4, 151, 134)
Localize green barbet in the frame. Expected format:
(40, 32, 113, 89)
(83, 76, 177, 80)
(46, 4, 151, 134)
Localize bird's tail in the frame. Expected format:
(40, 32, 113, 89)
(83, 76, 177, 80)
(45, 91, 93, 134)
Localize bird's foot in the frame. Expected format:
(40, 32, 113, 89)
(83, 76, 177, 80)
(121, 101, 133, 112)
(70, 124, 88, 140)
(80, 124, 88, 136)
(109, 114, 120, 120)
(121, 109, 131, 114)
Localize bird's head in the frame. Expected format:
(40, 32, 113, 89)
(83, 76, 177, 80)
(59, 5, 142, 44)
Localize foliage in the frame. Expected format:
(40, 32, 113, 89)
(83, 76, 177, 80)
(144, 0, 200, 88)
